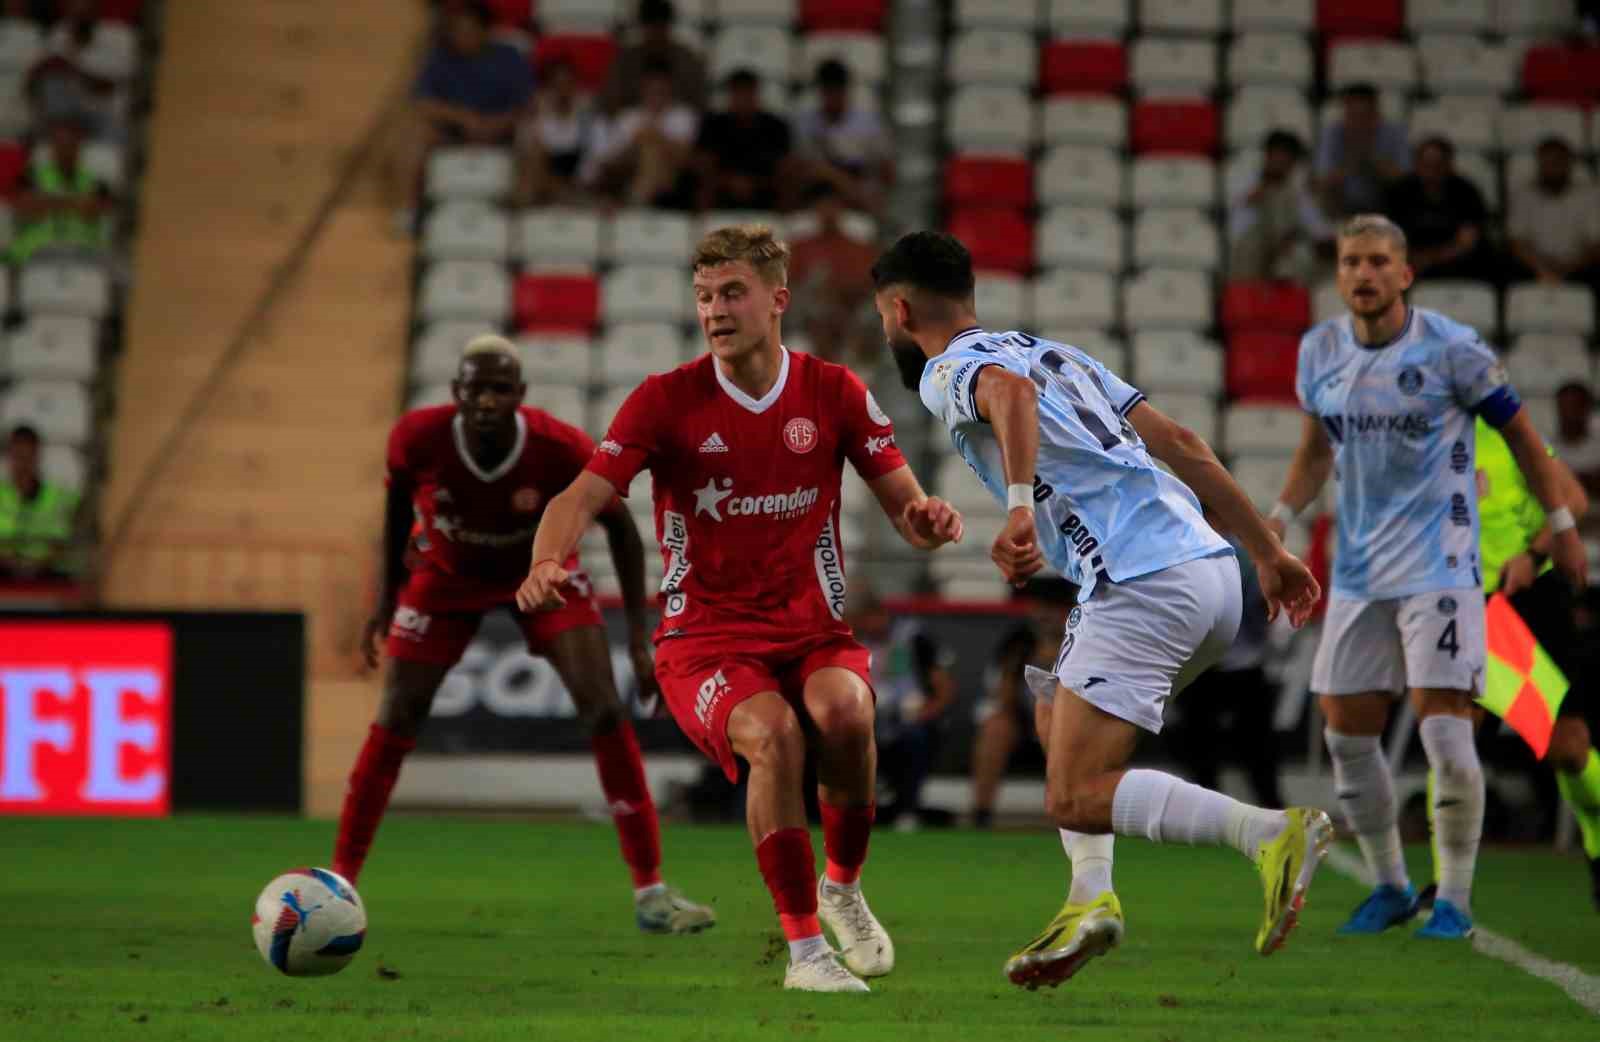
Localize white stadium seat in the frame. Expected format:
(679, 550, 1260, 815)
(517, 334, 592, 386)
(975, 272, 1029, 329)
(1411, 281, 1499, 336)
(517, 208, 603, 267)
(1223, 403, 1301, 455)
(1509, 334, 1594, 395)
(408, 383, 452, 410)
(608, 209, 693, 266)
(417, 261, 511, 324)
(1497, 0, 1576, 35)
(1039, 329, 1127, 373)
(947, 86, 1035, 151)
(784, 208, 876, 243)
(1418, 37, 1513, 96)
(0, 379, 92, 446)
(801, 32, 887, 85)
(1131, 157, 1216, 209)
(0, 69, 29, 137)
(0, 19, 42, 71)
(594, 386, 635, 435)
(1031, 270, 1118, 330)
(716, 0, 796, 24)
(947, 30, 1037, 88)
(1133, 210, 1219, 272)
(1129, 38, 1217, 96)
(2, 317, 97, 383)
(954, 0, 1042, 30)
(1141, 0, 1225, 34)
(18, 261, 111, 319)
(1048, 0, 1131, 36)
(1228, 33, 1313, 90)
(1312, 281, 1342, 323)
(1506, 284, 1594, 337)
(1408, 98, 1500, 153)
(537, 0, 620, 30)
(1453, 151, 1501, 212)
(1037, 146, 1124, 207)
(602, 266, 691, 325)
(421, 202, 510, 263)
(1327, 41, 1418, 94)
(599, 323, 686, 381)
(1041, 96, 1127, 149)
(1131, 332, 1223, 395)
(1158, 392, 1219, 444)
(1520, 395, 1561, 442)
(1499, 104, 1589, 154)
(426, 147, 514, 202)
(1227, 455, 1292, 511)
(1409, 0, 1493, 34)
(30, 140, 124, 191)
(710, 26, 793, 84)
(1226, 87, 1314, 150)
(39, 443, 86, 492)
(1123, 268, 1212, 332)
(411, 321, 498, 385)
(1037, 206, 1125, 272)
(1230, 0, 1313, 32)
(68, 21, 137, 82)
(525, 383, 587, 429)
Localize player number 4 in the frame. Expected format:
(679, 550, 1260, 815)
(1436, 620, 1459, 660)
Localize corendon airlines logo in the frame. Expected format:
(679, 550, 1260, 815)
(692, 478, 819, 522)
(0, 623, 173, 815)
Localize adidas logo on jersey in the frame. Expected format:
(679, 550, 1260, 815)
(699, 432, 730, 454)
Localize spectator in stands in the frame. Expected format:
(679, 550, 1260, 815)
(390, 2, 535, 221)
(580, 58, 698, 208)
(787, 182, 878, 362)
(1508, 137, 1600, 290)
(1314, 83, 1409, 218)
(1383, 136, 1497, 284)
(8, 111, 113, 265)
(25, 0, 124, 143)
(793, 59, 892, 215)
(0, 425, 80, 581)
(694, 68, 793, 212)
(1556, 381, 1600, 502)
(598, 0, 707, 117)
(514, 58, 593, 206)
(1227, 129, 1331, 283)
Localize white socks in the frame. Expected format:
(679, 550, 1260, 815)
(1420, 715, 1483, 912)
(1060, 829, 1114, 904)
(788, 933, 830, 964)
(1110, 769, 1288, 860)
(1324, 728, 1409, 889)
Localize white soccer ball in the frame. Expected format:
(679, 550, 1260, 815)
(251, 868, 367, 976)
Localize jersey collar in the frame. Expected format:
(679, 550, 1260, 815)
(945, 326, 986, 353)
(452, 411, 527, 483)
(1348, 307, 1416, 351)
(714, 345, 790, 414)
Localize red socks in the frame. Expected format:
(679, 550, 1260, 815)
(332, 723, 416, 883)
(821, 801, 875, 885)
(756, 827, 821, 939)
(591, 721, 663, 889)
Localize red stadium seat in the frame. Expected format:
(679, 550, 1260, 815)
(1522, 46, 1600, 103)
(534, 34, 617, 93)
(801, 0, 887, 31)
(515, 273, 599, 331)
(947, 208, 1034, 274)
(487, 0, 532, 25)
(1316, 0, 1402, 39)
(944, 154, 1032, 209)
(1220, 281, 1311, 335)
(1130, 100, 1218, 156)
(1041, 41, 1127, 96)
(100, 0, 144, 22)
(1226, 333, 1301, 402)
(0, 140, 26, 199)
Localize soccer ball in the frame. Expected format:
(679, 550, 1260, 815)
(251, 868, 367, 976)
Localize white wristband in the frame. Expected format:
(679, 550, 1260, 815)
(1268, 501, 1297, 524)
(1007, 483, 1034, 512)
(1549, 506, 1576, 534)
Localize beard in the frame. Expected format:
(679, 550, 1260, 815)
(891, 336, 927, 391)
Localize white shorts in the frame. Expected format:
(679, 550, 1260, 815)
(1311, 588, 1486, 697)
(1032, 552, 1242, 734)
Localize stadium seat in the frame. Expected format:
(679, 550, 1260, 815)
(718, 0, 798, 24)
(1131, 99, 1219, 156)
(801, 0, 888, 31)
(1133, 209, 1219, 271)
(1407, 0, 1492, 34)
(1520, 395, 1561, 441)
(594, 385, 635, 434)
(1040, 41, 1126, 96)
(948, 30, 1037, 88)
(954, 0, 1041, 30)
(1316, 0, 1403, 39)
(1522, 46, 1600, 104)
(1411, 281, 1499, 336)
(39, 443, 86, 492)
(710, 26, 793, 84)
(801, 32, 887, 85)
(609, 209, 693, 266)
(1327, 41, 1417, 94)
(1133, 332, 1223, 395)
(1129, 39, 1218, 97)
(1220, 281, 1312, 335)
(975, 272, 1029, 329)
(517, 334, 592, 386)
(1131, 157, 1216, 209)
(1231, 0, 1313, 32)
(100, 0, 146, 22)
(1408, 99, 1499, 153)
(947, 86, 1035, 151)
(412, 320, 499, 385)
(0, 379, 92, 446)
(0, 74, 27, 139)
(1225, 332, 1300, 402)
(1037, 206, 1125, 272)
(1316, 91, 1409, 130)
(537, 0, 620, 31)
(1497, 0, 1578, 36)
(1040, 96, 1126, 149)
(18, 261, 111, 319)
(1157, 392, 1219, 444)
(1228, 34, 1314, 90)
(1227, 454, 1291, 511)
(1047, 0, 1130, 36)
(0, 20, 41, 72)
(1311, 281, 1342, 323)
(71, 21, 137, 82)
(1226, 88, 1314, 150)
(697, 210, 785, 242)
(2, 316, 97, 383)
(1037, 146, 1124, 207)
(945, 153, 1032, 208)
(1044, 329, 1128, 375)
(1499, 104, 1589, 155)
(1454, 150, 1501, 213)
(419, 262, 512, 325)
(947, 207, 1033, 274)
(526, 382, 588, 428)
(485, 0, 530, 26)
(1505, 283, 1594, 337)
(602, 266, 691, 325)
(517, 209, 603, 267)
(533, 35, 617, 92)
(421, 202, 511, 263)
(1509, 334, 1594, 394)
(426, 147, 514, 202)
(1123, 269, 1212, 331)
(1031, 270, 1118, 330)
(514, 271, 599, 330)
(1141, 0, 1225, 33)
(1418, 37, 1513, 96)
(599, 323, 687, 380)
(785, 208, 876, 243)
(1223, 402, 1301, 455)
(408, 383, 452, 410)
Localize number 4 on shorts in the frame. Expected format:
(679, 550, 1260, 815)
(1437, 620, 1459, 660)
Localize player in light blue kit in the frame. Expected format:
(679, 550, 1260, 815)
(871, 232, 1327, 989)
(1268, 215, 1589, 940)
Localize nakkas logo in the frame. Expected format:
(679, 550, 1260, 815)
(865, 433, 895, 456)
(695, 670, 732, 726)
(783, 417, 818, 454)
(692, 478, 819, 522)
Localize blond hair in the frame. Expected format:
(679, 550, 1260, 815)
(692, 223, 790, 286)
(1336, 213, 1408, 256)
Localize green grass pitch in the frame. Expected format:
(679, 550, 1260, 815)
(1, 815, 1594, 1041)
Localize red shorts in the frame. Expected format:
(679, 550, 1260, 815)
(655, 631, 874, 782)
(384, 559, 602, 666)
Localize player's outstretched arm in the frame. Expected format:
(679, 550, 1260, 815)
(1500, 409, 1590, 591)
(520, 471, 618, 611)
(364, 479, 416, 670)
(867, 465, 965, 550)
(971, 367, 1046, 584)
(1265, 413, 1334, 541)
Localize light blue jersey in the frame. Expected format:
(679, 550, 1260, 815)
(1296, 307, 1521, 600)
(920, 327, 1230, 599)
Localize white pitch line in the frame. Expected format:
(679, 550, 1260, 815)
(1321, 845, 1600, 1018)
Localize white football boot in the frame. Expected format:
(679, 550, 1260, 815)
(783, 948, 870, 993)
(634, 886, 717, 935)
(817, 878, 895, 977)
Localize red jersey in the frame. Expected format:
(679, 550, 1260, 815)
(586, 348, 908, 644)
(388, 404, 593, 592)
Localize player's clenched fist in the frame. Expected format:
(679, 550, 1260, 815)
(903, 496, 964, 548)
(992, 508, 1045, 586)
(517, 558, 571, 612)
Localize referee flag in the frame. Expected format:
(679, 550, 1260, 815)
(1480, 593, 1569, 759)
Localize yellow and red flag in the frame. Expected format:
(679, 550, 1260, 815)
(1481, 593, 1569, 759)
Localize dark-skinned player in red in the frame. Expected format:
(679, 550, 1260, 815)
(333, 335, 715, 935)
